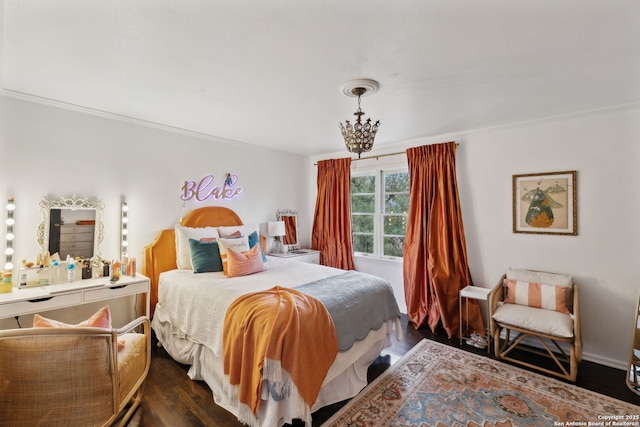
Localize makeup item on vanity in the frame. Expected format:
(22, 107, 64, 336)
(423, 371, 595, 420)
(128, 258, 136, 276)
(1, 271, 12, 293)
(112, 259, 122, 279)
(81, 260, 92, 280)
(121, 257, 128, 276)
(67, 259, 75, 282)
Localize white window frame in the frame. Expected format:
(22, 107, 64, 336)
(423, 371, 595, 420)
(351, 167, 408, 260)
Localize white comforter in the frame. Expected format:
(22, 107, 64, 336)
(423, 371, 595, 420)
(156, 256, 345, 358)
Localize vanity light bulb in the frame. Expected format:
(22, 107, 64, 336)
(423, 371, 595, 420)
(5, 218, 15, 226)
(122, 217, 129, 224)
(122, 229, 129, 235)
(4, 262, 13, 270)
(6, 202, 15, 211)
(5, 248, 13, 256)
(122, 204, 129, 212)
(5, 233, 14, 241)
(122, 240, 129, 247)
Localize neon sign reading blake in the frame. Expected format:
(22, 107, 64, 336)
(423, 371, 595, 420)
(181, 174, 244, 201)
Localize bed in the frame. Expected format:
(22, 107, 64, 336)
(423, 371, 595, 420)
(143, 206, 401, 427)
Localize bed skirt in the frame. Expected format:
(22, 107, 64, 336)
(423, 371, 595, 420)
(152, 303, 396, 427)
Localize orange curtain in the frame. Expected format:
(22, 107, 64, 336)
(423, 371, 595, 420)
(403, 142, 484, 338)
(311, 158, 356, 270)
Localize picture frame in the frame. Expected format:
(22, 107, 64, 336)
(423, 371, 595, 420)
(512, 170, 577, 235)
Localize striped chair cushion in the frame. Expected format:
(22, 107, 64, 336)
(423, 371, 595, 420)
(504, 279, 571, 314)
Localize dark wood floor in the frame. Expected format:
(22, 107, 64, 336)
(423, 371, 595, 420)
(138, 315, 640, 426)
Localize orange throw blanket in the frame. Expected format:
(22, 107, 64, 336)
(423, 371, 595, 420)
(223, 286, 338, 425)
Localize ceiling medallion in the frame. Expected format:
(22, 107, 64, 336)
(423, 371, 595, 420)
(338, 79, 381, 158)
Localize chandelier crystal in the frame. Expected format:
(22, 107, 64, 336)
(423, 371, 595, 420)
(339, 86, 380, 158)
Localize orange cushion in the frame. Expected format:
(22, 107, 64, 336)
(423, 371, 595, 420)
(33, 306, 125, 351)
(503, 279, 571, 314)
(218, 235, 251, 275)
(226, 245, 266, 278)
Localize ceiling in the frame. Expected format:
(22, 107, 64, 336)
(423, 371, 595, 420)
(2, 1, 639, 157)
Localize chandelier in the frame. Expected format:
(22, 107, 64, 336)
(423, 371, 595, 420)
(339, 79, 381, 158)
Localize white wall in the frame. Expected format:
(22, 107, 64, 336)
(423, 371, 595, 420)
(311, 106, 640, 370)
(0, 95, 312, 325)
(3, 94, 640, 369)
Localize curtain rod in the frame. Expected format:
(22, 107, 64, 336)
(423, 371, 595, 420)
(313, 151, 403, 166)
(313, 143, 459, 166)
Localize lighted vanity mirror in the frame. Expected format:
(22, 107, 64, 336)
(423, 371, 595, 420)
(37, 194, 105, 260)
(276, 208, 299, 250)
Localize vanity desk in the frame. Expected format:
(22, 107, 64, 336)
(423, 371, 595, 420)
(0, 274, 150, 321)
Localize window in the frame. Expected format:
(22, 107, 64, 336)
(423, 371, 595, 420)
(351, 169, 409, 259)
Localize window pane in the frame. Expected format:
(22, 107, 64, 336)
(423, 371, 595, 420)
(383, 236, 405, 258)
(354, 234, 374, 254)
(352, 214, 374, 233)
(383, 215, 406, 235)
(352, 194, 375, 213)
(384, 194, 410, 214)
(384, 172, 409, 193)
(351, 176, 375, 193)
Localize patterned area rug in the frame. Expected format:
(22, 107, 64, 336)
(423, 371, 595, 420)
(322, 339, 640, 427)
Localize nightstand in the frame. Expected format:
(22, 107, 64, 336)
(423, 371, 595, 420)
(459, 285, 492, 352)
(268, 249, 320, 264)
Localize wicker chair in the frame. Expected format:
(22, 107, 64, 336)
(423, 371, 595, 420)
(0, 316, 150, 427)
(489, 268, 581, 382)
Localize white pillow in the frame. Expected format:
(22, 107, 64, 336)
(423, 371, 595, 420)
(506, 268, 573, 286)
(218, 224, 260, 238)
(175, 225, 220, 269)
(492, 303, 574, 338)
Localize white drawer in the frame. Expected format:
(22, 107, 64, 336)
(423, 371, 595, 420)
(60, 225, 94, 235)
(0, 292, 83, 317)
(60, 233, 94, 243)
(295, 253, 320, 264)
(60, 241, 93, 251)
(84, 280, 149, 303)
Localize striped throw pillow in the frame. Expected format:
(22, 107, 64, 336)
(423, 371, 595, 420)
(504, 279, 571, 314)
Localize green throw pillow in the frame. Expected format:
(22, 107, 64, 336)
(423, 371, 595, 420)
(188, 238, 223, 273)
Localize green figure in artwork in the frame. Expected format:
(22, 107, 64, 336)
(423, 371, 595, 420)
(521, 181, 566, 228)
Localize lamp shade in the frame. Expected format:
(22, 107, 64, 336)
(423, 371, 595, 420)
(268, 221, 286, 237)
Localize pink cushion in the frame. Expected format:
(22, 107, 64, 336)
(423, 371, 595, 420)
(218, 235, 251, 275)
(33, 306, 125, 351)
(226, 244, 266, 278)
(504, 279, 571, 314)
(34, 305, 112, 328)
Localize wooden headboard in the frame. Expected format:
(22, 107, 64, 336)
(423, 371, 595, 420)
(142, 206, 264, 317)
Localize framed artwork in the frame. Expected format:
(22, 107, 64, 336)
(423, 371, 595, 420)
(513, 170, 577, 235)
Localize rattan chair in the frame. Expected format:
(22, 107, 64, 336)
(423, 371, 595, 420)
(0, 316, 151, 427)
(489, 269, 581, 382)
